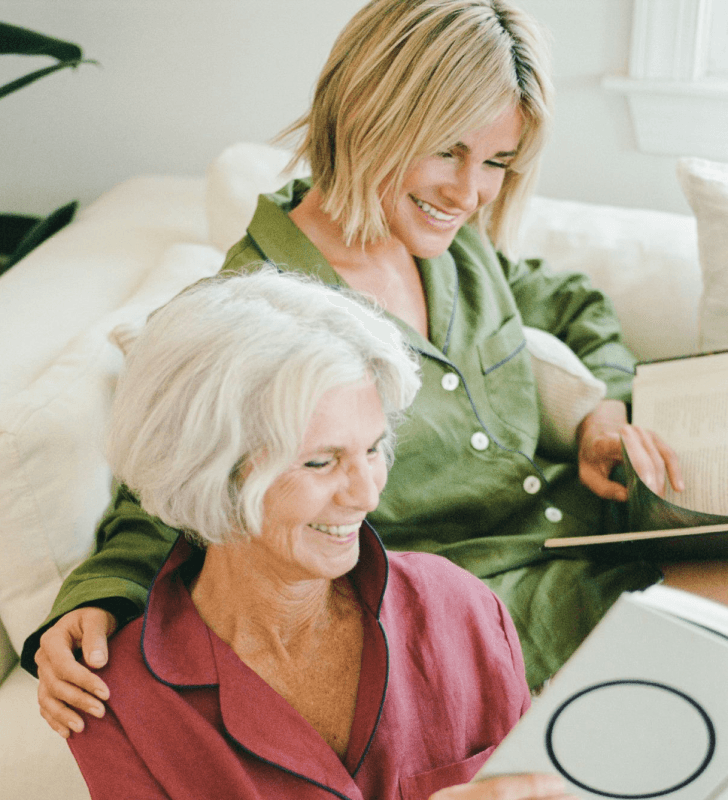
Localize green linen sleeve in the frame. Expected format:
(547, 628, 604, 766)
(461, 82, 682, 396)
(499, 252, 636, 402)
(20, 485, 179, 675)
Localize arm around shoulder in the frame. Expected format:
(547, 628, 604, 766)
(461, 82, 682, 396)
(21, 484, 179, 674)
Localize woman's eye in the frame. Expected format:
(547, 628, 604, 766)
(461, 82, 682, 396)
(304, 459, 332, 469)
(485, 159, 509, 170)
(437, 150, 455, 159)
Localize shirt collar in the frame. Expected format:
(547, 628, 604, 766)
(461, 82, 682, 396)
(139, 522, 389, 789)
(246, 179, 460, 363)
(246, 178, 345, 287)
(141, 520, 389, 688)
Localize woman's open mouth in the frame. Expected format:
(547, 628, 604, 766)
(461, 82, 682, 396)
(411, 195, 459, 223)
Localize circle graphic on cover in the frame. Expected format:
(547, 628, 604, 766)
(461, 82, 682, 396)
(544, 680, 715, 798)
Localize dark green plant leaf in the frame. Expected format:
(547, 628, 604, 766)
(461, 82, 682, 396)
(0, 213, 40, 256)
(3, 201, 78, 271)
(0, 58, 97, 99)
(0, 22, 81, 59)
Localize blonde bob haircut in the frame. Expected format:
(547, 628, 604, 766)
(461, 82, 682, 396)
(281, 0, 553, 258)
(107, 267, 421, 548)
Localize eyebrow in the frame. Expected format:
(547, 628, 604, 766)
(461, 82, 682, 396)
(451, 141, 518, 159)
(305, 431, 387, 457)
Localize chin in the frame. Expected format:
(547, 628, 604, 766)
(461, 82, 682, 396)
(410, 236, 457, 260)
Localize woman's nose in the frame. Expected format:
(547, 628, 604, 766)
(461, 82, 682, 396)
(442, 166, 504, 212)
(338, 460, 382, 512)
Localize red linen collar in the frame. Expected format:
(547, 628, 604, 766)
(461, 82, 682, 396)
(138, 522, 389, 785)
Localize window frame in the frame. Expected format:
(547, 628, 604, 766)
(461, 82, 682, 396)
(603, 0, 728, 159)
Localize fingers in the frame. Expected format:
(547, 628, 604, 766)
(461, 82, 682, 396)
(652, 433, 684, 493)
(429, 773, 574, 800)
(578, 430, 628, 502)
(80, 613, 113, 670)
(35, 608, 116, 737)
(621, 425, 685, 497)
(579, 465, 628, 502)
(36, 647, 107, 737)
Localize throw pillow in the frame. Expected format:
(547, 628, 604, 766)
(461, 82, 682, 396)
(205, 141, 308, 253)
(0, 243, 223, 653)
(521, 196, 700, 361)
(677, 157, 728, 352)
(524, 325, 607, 458)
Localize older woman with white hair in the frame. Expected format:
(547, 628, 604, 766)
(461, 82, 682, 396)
(66, 269, 569, 800)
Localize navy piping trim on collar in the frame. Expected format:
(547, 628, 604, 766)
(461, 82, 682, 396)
(225, 740, 357, 800)
(140, 533, 219, 691)
(597, 361, 636, 375)
(348, 531, 389, 780)
(481, 338, 527, 376)
(441, 261, 459, 358)
(351, 621, 389, 778)
(368, 522, 389, 619)
(243, 231, 268, 263)
(411, 348, 549, 484)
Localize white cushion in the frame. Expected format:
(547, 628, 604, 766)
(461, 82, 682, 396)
(0, 176, 207, 405)
(206, 141, 308, 253)
(0, 666, 90, 799)
(0, 244, 223, 653)
(522, 196, 700, 362)
(524, 326, 606, 458)
(677, 157, 728, 352)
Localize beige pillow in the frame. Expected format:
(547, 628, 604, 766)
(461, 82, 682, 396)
(0, 244, 223, 653)
(524, 326, 607, 458)
(677, 157, 728, 352)
(205, 141, 308, 253)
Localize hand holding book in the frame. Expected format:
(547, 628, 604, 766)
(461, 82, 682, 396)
(545, 351, 728, 562)
(575, 399, 683, 502)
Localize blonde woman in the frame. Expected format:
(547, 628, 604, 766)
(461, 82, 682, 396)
(29, 0, 710, 741)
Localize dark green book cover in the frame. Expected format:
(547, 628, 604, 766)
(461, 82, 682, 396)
(543, 446, 728, 562)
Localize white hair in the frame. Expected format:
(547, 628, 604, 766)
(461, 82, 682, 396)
(107, 267, 421, 546)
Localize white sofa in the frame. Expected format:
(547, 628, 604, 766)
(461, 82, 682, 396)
(1, 142, 726, 799)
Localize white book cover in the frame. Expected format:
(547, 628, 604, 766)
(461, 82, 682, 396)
(474, 586, 728, 800)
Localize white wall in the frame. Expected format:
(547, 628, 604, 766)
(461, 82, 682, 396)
(517, 0, 692, 215)
(2, 0, 693, 218)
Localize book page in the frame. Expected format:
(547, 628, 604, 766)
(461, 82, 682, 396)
(634, 351, 728, 385)
(639, 584, 728, 638)
(633, 371, 728, 515)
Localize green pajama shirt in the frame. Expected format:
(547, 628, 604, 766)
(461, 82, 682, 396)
(22, 180, 660, 688)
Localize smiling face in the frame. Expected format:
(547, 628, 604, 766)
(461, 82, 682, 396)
(251, 379, 388, 583)
(383, 106, 524, 259)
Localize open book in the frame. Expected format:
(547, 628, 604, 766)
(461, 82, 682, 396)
(473, 585, 728, 800)
(544, 350, 728, 561)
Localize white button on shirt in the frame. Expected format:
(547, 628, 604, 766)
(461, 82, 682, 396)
(441, 373, 460, 391)
(470, 431, 490, 451)
(523, 475, 541, 494)
(544, 506, 563, 523)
